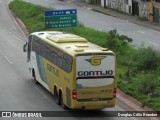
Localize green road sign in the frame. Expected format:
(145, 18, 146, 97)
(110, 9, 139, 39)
(45, 9, 77, 29)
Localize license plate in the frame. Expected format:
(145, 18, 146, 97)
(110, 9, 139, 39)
(91, 98, 100, 101)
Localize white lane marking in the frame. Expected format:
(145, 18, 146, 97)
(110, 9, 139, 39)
(35, 86, 48, 99)
(131, 117, 138, 120)
(107, 26, 114, 30)
(87, 7, 93, 11)
(149, 41, 160, 46)
(137, 30, 145, 34)
(3, 56, 13, 64)
(67, 1, 71, 3)
(0, 24, 24, 42)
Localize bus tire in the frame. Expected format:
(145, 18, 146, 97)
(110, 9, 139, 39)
(54, 89, 60, 105)
(60, 92, 67, 109)
(32, 69, 39, 84)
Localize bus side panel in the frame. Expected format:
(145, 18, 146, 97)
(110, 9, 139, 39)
(43, 59, 60, 94)
(35, 54, 48, 84)
(30, 49, 74, 108)
(30, 52, 49, 90)
(66, 87, 71, 107)
(43, 59, 74, 108)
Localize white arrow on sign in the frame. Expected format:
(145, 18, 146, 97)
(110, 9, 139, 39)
(72, 20, 76, 23)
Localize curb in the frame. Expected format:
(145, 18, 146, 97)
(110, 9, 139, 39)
(7, 1, 28, 42)
(16, 18, 29, 37)
(70, 0, 160, 31)
(93, 7, 160, 32)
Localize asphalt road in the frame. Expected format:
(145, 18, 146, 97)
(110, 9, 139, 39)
(0, 0, 155, 120)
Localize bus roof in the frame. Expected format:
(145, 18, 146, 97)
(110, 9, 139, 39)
(31, 31, 115, 55)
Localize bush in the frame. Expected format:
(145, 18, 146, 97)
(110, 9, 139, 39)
(105, 29, 132, 54)
(138, 74, 160, 97)
(133, 47, 160, 71)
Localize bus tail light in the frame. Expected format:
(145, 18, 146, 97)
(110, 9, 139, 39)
(113, 88, 116, 97)
(72, 90, 77, 99)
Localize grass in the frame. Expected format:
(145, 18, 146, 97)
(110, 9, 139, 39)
(9, 0, 160, 111)
(9, 0, 47, 33)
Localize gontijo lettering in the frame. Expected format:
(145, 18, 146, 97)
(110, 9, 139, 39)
(78, 70, 113, 77)
(47, 64, 59, 77)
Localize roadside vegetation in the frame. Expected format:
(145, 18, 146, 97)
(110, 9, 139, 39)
(9, 0, 160, 111)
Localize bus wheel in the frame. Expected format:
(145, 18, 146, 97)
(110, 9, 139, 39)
(54, 90, 60, 105)
(34, 76, 39, 84)
(60, 93, 66, 109)
(32, 69, 39, 84)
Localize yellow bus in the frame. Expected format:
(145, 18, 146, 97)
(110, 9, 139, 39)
(23, 31, 116, 110)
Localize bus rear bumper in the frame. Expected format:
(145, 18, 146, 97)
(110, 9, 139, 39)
(71, 99, 116, 110)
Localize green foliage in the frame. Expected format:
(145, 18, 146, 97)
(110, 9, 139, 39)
(138, 17, 148, 21)
(142, 97, 160, 111)
(105, 29, 132, 54)
(119, 77, 160, 111)
(133, 47, 160, 71)
(60, 24, 108, 47)
(9, 0, 47, 33)
(138, 74, 160, 97)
